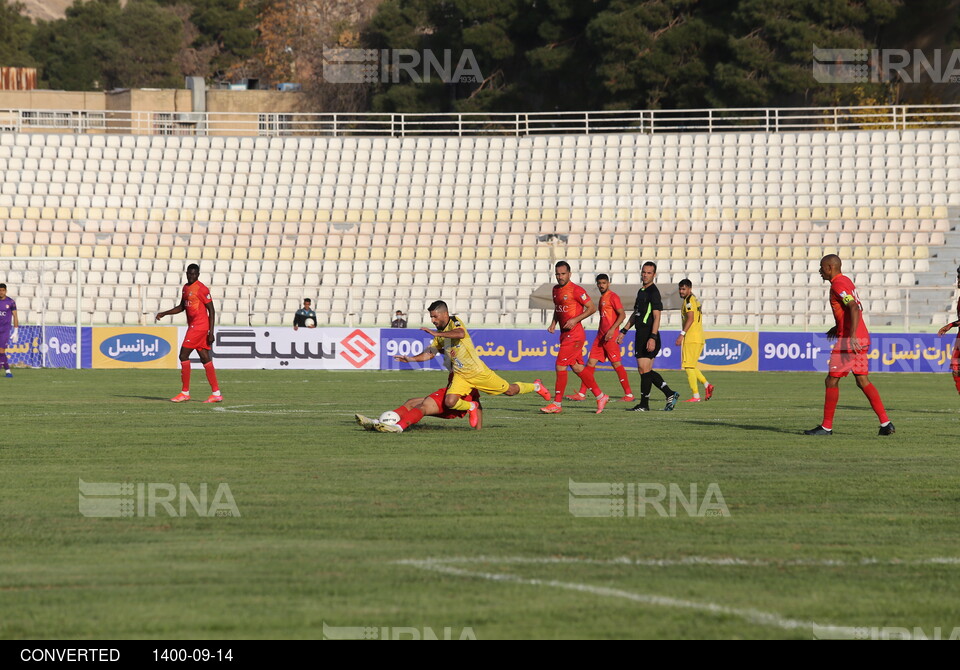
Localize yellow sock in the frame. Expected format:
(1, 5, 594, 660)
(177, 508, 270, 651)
(685, 368, 700, 396)
(696, 369, 708, 386)
(512, 382, 534, 394)
(451, 398, 473, 412)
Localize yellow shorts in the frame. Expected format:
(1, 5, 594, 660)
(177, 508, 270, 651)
(448, 370, 511, 397)
(682, 339, 705, 369)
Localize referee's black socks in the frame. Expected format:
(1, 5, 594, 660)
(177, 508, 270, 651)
(647, 371, 675, 398)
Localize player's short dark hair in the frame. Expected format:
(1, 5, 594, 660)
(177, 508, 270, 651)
(679, 278, 692, 288)
(642, 261, 657, 272)
(186, 263, 200, 272)
(596, 274, 609, 282)
(304, 298, 312, 303)
(428, 300, 448, 313)
(555, 261, 570, 272)
(0, 283, 5, 289)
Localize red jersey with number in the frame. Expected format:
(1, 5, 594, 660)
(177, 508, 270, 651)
(183, 281, 212, 329)
(552, 281, 591, 342)
(829, 274, 869, 340)
(598, 290, 622, 335)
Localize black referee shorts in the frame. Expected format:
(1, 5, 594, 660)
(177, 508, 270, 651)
(634, 330, 661, 360)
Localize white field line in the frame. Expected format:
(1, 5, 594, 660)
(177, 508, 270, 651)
(394, 556, 960, 636)
(211, 404, 311, 414)
(397, 555, 960, 568)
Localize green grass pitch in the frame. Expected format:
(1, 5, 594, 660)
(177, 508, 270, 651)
(1, 368, 958, 640)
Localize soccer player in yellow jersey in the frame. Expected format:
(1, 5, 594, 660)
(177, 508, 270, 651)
(385, 300, 551, 431)
(675, 278, 714, 402)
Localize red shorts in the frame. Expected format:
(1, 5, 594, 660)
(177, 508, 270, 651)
(828, 347, 869, 378)
(182, 325, 211, 351)
(589, 333, 622, 363)
(951, 344, 959, 374)
(556, 339, 585, 367)
(432, 387, 480, 419)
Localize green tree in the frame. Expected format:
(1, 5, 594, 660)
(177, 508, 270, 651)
(0, 0, 37, 68)
(30, 0, 123, 90)
(110, 1, 183, 88)
(187, 0, 261, 76)
(30, 0, 183, 90)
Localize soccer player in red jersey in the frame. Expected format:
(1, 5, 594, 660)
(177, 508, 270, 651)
(155, 263, 222, 404)
(936, 263, 960, 397)
(805, 254, 894, 436)
(355, 383, 483, 432)
(541, 261, 609, 414)
(566, 274, 634, 402)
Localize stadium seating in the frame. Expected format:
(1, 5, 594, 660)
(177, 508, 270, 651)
(1, 128, 958, 328)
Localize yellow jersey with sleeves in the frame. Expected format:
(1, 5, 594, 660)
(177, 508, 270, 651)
(432, 315, 492, 381)
(681, 294, 705, 343)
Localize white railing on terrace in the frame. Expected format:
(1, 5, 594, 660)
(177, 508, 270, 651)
(4, 105, 960, 137)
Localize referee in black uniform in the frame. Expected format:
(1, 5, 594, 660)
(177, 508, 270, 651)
(617, 261, 679, 411)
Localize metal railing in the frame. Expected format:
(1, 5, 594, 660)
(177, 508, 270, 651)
(5, 104, 960, 137)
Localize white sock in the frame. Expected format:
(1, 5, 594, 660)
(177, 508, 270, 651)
(212, 390, 222, 397)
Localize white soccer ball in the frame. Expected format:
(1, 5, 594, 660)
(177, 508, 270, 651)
(305, 317, 316, 327)
(379, 410, 401, 426)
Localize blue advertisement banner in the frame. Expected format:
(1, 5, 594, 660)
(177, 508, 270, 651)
(759, 332, 958, 373)
(380, 328, 681, 371)
(3, 326, 92, 368)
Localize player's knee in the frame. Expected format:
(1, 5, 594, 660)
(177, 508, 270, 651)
(443, 394, 459, 409)
(504, 384, 518, 396)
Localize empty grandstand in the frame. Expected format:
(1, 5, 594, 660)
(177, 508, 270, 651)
(1, 105, 959, 330)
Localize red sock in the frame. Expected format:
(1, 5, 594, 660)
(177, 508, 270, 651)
(203, 361, 219, 393)
(822, 386, 839, 430)
(393, 406, 410, 422)
(180, 361, 191, 393)
(577, 366, 603, 397)
(616, 366, 633, 395)
(576, 383, 588, 396)
(861, 383, 889, 424)
(555, 370, 568, 402)
(399, 408, 423, 430)
(954, 376, 960, 396)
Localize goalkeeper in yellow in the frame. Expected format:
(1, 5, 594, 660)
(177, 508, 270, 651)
(385, 300, 551, 432)
(675, 279, 714, 402)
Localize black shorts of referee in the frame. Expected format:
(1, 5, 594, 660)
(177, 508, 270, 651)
(634, 328, 661, 359)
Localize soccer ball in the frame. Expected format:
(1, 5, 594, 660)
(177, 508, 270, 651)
(305, 317, 316, 327)
(379, 410, 401, 426)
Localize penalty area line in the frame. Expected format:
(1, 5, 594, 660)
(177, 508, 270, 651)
(394, 555, 960, 636)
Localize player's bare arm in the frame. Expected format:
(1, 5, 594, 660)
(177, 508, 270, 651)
(648, 310, 662, 352)
(845, 300, 865, 353)
(206, 302, 216, 345)
(938, 319, 960, 337)
(156, 298, 186, 321)
(547, 316, 558, 334)
(606, 304, 626, 342)
(395, 346, 439, 363)
(564, 300, 596, 330)
(676, 310, 695, 346)
(421, 326, 465, 340)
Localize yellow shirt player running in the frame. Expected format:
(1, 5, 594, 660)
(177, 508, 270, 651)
(385, 300, 551, 432)
(675, 278, 714, 402)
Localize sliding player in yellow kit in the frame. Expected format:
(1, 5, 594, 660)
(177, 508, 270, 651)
(381, 300, 551, 432)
